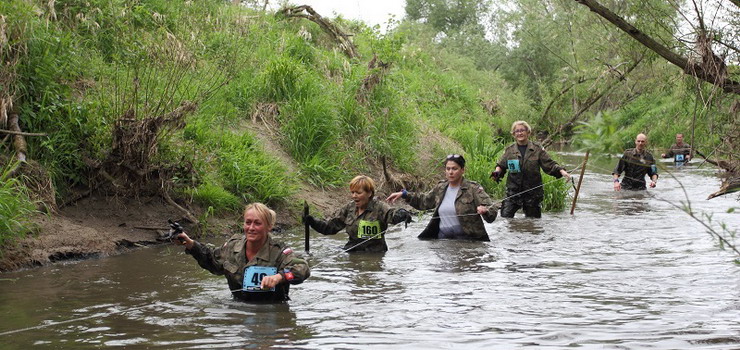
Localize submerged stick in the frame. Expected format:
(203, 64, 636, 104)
(304, 200, 310, 254)
(570, 151, 589, 215)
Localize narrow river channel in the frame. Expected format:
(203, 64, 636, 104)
(1, 152, 738, 349)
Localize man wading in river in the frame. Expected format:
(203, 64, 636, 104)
(661, 133, 693, 165)
(613, 133, 659, 191)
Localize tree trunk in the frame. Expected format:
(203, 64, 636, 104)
(573, 0, 740, 95)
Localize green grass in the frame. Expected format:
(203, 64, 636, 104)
(2, 0, 572, 220)
(0, 162, 38, 248)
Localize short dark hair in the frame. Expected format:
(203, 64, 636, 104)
(445, 154, 465, 168)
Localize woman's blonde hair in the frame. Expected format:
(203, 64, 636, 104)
(244, 202, 276, 229)
(510, 120, 532, 134)
(349, 175, 375, 197)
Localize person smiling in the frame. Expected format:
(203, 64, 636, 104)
(175, 203, 310, 303)
(491, 121, 570, 218)
(387, 154, 498, 241)
(303, 175, 412, 253)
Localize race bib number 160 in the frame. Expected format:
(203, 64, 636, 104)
(358, 220, 382, 239)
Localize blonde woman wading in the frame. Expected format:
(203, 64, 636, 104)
(490, 121, 570, 218)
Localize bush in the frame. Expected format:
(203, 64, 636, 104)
(183, 182, 242, 214)
(0, 163, 38, 248)
(215, 132, 296, 205)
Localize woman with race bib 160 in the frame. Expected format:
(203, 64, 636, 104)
(303, 175, 412, 253)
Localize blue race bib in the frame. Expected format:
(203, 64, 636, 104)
(675, 154, 685, 162)
(507, 159, 521, 173)
(243, 266, 278, 292)
(650, 164, 657, 173)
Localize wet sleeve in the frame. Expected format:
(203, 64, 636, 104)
(538, 149, 564, 178)
(474, 184, 498, 223)
(186, 241, 226, 276)
(379, 201, 396, 225)
(648, 155, 659, 178)
(310, 206, 347, 235)
(613, 152, 627, 176)
(406, 187, 438, 211)
(278, 251, 310, 285)
(664, 147, 674, 158)
(496, 152, 508, 176)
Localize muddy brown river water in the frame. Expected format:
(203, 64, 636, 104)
(1, 152, 738, 349)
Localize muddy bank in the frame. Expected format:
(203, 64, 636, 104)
(1, 196, 179, 271)
(0, 184, 356, 272)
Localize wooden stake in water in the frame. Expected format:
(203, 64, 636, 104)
(304, 200, 310, 254)
(570, 151, 589, 215)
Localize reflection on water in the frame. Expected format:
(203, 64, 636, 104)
(612, 190, 651, 215)
(1, 154, 739, 349)
(505, 218, 547, 235)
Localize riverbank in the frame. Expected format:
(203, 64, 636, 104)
(0, 183, 357, 272)
(0, 154, 423, 272)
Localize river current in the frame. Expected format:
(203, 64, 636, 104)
(1, 152, 738, 349)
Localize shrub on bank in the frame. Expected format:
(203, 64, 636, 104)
(0, 163, 38, 248)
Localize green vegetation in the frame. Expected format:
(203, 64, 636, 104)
(0, 162, 38, 248)
(19, 0, 735, 242)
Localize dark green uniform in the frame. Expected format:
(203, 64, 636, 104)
(664, 143, 692, 163)
(186, 233, 310, 302)
(496, 141, 565, 218)
(308, 198, 405, 252)
(613, 148, 659, 190)
(404, 179, 497, 241)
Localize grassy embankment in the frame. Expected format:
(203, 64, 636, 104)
(0, 0, 570, 247)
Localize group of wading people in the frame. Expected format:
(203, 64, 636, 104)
(173, 121, 693, 302)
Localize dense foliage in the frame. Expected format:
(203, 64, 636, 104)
(8, 0, 736, 246)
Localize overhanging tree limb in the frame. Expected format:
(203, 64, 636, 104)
(278, 5, 359, 59)
(542, 56, 643, 147)
(573, 0, 740, 95)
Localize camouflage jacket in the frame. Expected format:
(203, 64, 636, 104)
(664, 143, 692, 162)
(613, 148, 658, 190)
(187, 233, 310, 302)
(309, 198, 404, 253)
(404, 179, 497, 241)
(496, 141, 565, 205)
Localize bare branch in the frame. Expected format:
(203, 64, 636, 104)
(573, 0, 740, 95)
(278, 5, 359, 59)
(542, 55, 644, 147)
(0, 129, 47, 136)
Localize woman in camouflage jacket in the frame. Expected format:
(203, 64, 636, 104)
(490, 121, 570, 218)
(388, 154, 498, 241)
(304, 175, 413, 253)
(175, 203, 310, 303)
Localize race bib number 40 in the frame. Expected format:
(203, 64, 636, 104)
(358, 220, 382, 239)
(507, 159, 521, 173)
(243, 266, 278, 292)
